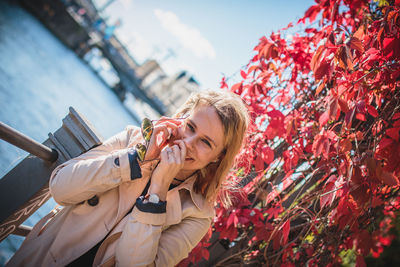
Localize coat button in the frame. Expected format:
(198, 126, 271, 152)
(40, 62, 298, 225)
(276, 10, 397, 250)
(87, 195, 99, 206)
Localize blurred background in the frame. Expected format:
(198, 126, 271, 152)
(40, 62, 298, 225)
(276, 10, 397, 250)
(0, 0, 313, 264)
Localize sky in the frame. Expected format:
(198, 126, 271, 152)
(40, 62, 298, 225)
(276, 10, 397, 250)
(96, 0, 315, 90)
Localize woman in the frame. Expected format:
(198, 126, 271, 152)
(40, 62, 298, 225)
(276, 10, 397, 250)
(7, 90, 249, 267)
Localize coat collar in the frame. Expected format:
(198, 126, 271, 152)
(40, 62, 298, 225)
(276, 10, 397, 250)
(173, 175, 205, 210)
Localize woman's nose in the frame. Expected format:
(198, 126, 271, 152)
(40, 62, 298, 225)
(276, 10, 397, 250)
(183, 134, 195, 150)
(175, 125, 184, 140)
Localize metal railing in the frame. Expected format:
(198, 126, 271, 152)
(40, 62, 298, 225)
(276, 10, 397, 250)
(0, 122, 58, 162)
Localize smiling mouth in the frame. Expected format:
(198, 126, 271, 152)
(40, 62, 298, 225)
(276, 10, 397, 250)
(185, 157, 194, 161)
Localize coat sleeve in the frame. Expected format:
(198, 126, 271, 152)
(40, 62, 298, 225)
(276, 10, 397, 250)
(49, 126, 141, 206)
(115, 206, 212, 267)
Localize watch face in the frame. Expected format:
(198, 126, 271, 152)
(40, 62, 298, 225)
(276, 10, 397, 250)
(148, 194, 159, 203)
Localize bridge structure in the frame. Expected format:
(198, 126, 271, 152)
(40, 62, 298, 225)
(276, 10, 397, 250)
(92, 37, 166, 115)
(19, 0, 166, 115)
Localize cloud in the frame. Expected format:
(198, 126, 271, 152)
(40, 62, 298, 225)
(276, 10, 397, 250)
(153, 9, 216, 59)
(119, 0, 134, 8)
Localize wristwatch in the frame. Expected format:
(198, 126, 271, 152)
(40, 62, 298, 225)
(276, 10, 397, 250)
(136, 194, 167, 213)
(147, 193, 160, 204)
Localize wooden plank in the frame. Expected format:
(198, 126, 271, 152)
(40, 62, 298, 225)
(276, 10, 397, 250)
(53, 127, 81, 158)
(48, 133, 71, 160)
(63, 115, 91, 150)
(68, 107, 102, 146)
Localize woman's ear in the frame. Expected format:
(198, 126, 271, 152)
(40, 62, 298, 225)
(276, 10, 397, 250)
(213, 151, 225, 163)
(212, 156, 221, 163)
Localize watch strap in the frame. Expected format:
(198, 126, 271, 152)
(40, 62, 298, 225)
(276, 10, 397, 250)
(135, 196, 167, 214)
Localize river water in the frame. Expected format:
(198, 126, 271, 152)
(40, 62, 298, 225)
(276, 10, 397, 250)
(0, 1, 148, 264)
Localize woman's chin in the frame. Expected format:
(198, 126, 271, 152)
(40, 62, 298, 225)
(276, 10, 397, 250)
(182, 159, 197, 173)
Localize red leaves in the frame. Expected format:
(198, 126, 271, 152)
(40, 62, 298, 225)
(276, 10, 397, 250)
(320, 175, 337, 208)
(312, 129, 337, 159)
(265, 109, 286, 140)
(210, 1, 400, 266)
(270, 219, 291, 252)
(220, 76, 228, 89)
(201, 248, 209, 261)
(254, 144, 274, 172)
(393, 112, 400, 120)
(380, 171, 400, 186)
(366, 104, 379, 118)
(266, 205, 283, 220)
(339, 137, 352, 154)
(240, 69, 247, 79)
(383, 37, 400, 60)
(364, 47, 380, 65)
(281, 220, 291, 246)
(314, 59, 333, 80)
(364, 150, 400, 186)
(386, 126, 400, 142)
(347, 37, 364, 53)
(217, 207, 264, 242)
(298, 4, 321, 24)
(336, 45, 354, 71)
(356, 230, 374, 256)
(315, 81, 325, 95)
(310, 46, 325, 73)
(218, 225, 238, 241)
(311, 46, 334, 81)
(256, 38, 279, 60)
(177, 232, 212, 267)
(253, 221, 273, 241)
(283, 150, 299, 172)
(312, 133, 329, 159)
(333, 197, 359, 230)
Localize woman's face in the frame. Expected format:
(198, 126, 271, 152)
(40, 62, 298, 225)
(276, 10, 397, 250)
(176, 105, 225, 175)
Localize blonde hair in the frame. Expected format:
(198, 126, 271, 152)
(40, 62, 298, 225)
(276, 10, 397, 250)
(175, 90, 249, 206)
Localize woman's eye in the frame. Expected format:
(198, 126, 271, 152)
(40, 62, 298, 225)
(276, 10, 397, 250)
(202, 139, 212, 148)
(187, 123, 195, 132)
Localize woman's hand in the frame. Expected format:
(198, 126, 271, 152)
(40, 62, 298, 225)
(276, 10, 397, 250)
(144, 117, 183, 161)
(147, 140, 186, 201)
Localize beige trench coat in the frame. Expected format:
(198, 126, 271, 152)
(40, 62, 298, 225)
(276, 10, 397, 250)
(6, 126, 215, 267)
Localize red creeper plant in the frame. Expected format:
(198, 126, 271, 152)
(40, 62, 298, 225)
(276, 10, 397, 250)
(179, 0, 400, 266)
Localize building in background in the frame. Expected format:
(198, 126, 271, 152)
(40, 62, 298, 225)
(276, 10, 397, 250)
(136, 60, 200, 116)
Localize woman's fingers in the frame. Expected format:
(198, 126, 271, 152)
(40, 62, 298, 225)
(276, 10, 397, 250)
(174, 140, 186, 162)
(155, 125, 170, 141)
(158, 121, 179, 136)
(161, 145, 185, 167)
(151, 144, 186, 189)
(153, 123, 179, 144)
(145, 118, 184, 161)
(170, 145, 182, 164)
(160, 148, 169, 161)
(145, 125, 168, 160)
